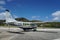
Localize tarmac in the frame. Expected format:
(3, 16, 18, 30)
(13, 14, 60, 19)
(0, 27, 60, 40)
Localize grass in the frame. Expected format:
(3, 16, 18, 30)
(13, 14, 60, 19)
(0, 25, 18, 28)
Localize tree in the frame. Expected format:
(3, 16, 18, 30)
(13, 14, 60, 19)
(30, 20, 42, 22)
(15, 17, 29, 22)
(0, 20, 5, 26)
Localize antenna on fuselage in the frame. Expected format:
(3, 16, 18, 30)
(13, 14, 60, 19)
(5, 9, 10, 12)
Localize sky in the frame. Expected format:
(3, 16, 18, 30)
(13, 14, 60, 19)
(0, 0, 60, 22)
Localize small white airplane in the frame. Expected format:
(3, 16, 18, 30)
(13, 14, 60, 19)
(4, 10, 44, 31)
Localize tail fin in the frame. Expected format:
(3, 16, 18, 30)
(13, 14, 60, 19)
(4, 10, 16, 23)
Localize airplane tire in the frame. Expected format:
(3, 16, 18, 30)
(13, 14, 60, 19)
(23, 29, 28, 31)
(23, 29, 30, 31)
(23, 29, 26, 31)
(33, 28, 37, 31)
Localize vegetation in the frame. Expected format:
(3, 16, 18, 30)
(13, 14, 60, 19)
(44, 22, 60, 28)
(30, 20, 42, 22)
(15, 17, 29, 22)
(0, 20, 5, 26)
(0, 17, 60, 28)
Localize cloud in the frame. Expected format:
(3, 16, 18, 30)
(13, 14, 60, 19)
(0, 0, 6, 10)
(0, 12, 18, 20)
(0, 0, 14, 5)
(13, 15, 18, 18)
(45, 16, 48, 18)
(32, 16, 40, 18)
(52, 11, 60, 21)
(53, 17, 59, 21)
(7, 0, 13, 2)
(32, 16, 40, 20)
(0, 12, 5, 20)
(0, 0, 6, 5)
(0, 6, 6, 10)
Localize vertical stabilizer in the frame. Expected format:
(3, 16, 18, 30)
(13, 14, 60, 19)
(4, 10, 16, 23)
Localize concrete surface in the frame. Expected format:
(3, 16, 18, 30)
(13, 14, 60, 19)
(0, 27, 60, 40)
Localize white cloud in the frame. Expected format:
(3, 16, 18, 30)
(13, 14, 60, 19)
(0, 12, 17, 20)
(0, 12, 5, 20)
(0, 6, 6, 10)
(32, 16, 36, 18)
(52, 11, 60, 21)
(13, 15, 18, 18)
(52, 11, 60, 17)
(0, 0, 6, 4)
(32, 16, 40, 18)
(45, 16, 48, 18)
(0, 0, 6, 10)
(0, 0, 13, 5)
(32, 16, 40, 20)
(53, 17, 59, 21)
(7, 0, 13, 2)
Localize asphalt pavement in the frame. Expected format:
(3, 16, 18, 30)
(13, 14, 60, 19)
(0, 27, 60, 40)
